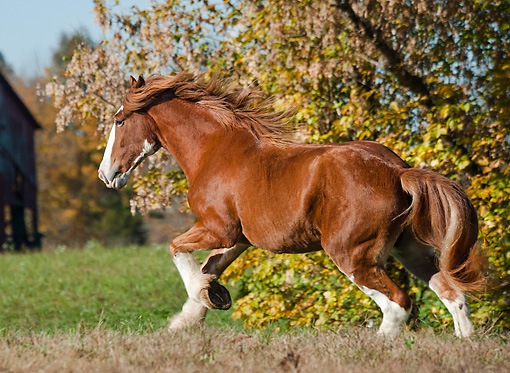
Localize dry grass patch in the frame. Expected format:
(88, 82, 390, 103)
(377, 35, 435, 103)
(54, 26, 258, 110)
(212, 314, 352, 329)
(1, 326, 508, 372)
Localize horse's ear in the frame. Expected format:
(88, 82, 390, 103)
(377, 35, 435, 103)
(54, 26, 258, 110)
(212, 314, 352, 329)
(130, 75, 145, 88)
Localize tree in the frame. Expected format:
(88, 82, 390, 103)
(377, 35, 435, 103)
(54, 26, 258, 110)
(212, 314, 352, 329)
(0, 51, 13, 76)
(46, 0, 509, 330)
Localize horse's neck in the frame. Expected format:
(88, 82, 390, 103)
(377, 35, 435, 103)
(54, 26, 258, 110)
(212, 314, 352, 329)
(149, 100, 232, 181)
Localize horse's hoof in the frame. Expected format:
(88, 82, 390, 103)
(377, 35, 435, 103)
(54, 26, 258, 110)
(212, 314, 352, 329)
(205, 280, 232, 310)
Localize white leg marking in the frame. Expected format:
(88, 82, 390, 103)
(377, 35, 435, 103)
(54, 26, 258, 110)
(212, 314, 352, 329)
(360, 286, 410, 337)
(172, 253, 215, 307)
(170, 253, 217, 330)
(429, 274, 474, 337)
(168, 298, 207, 331)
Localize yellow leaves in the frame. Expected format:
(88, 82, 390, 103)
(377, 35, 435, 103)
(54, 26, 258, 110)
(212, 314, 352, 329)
(42, 0, 510, 329)
(226, 249, 383, 329)
(439, 105, 452, 119)
(390, 101, 400, 112)
(435, 123, 449, 138)
(323, 290, 335, 302)
(456, 157, 472, 171)
(430, 306, 442, 315)
(358, 129, 372, 140)
(476, 156, 490, 167)
(459, 102, 472, 113)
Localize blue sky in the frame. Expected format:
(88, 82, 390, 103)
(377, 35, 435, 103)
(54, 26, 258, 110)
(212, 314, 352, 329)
(0, 0, 149, 78)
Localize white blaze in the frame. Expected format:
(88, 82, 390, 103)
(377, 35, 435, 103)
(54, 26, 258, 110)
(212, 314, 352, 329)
(98, 103, 158, 189)
(98, 124, 117, 182)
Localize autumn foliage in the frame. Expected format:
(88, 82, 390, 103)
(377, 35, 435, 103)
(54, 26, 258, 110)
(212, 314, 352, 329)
(47, 0, 509, 331)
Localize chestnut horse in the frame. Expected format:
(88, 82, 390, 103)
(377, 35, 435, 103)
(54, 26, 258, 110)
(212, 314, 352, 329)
(98, 73, 487, 337)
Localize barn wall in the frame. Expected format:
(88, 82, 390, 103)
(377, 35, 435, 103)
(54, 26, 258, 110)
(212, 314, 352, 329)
(0, 73, 40, 249)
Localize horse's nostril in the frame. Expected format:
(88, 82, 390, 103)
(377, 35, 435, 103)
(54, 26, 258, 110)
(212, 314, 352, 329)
(98, 169, 121, 185)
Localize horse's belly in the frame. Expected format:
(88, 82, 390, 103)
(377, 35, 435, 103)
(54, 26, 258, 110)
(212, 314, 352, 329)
(272, 242, 322, 254)
(241, 219, 322, 254)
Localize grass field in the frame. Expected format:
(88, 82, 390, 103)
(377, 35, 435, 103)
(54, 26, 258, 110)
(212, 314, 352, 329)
(0, 244, 237, 334)
(1, 245, 509, 372)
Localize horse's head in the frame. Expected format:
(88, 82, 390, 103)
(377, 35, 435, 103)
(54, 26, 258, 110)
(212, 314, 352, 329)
(98, 76, 160, 189)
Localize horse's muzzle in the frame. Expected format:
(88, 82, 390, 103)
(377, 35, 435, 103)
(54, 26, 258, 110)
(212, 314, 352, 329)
(98, 169, 128, 189)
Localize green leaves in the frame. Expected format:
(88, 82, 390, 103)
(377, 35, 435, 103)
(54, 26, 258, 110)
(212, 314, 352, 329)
(220, 0, 509, 331)
(224, 249, 379, 330)
(47, 0, 510, 331)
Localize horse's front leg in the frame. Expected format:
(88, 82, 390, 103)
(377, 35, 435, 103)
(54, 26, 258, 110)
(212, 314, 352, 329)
(170, 223, 238, 309)
(169, 244, 248, 330)
(168, 224, 247, 330)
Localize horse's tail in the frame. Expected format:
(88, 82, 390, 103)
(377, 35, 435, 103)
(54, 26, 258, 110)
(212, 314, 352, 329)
(400, 168, 488, 293)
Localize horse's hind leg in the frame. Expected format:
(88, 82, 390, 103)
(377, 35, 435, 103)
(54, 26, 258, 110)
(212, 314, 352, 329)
(392, 228, 474, 337)
(168, 243, 248, 330)
(429, 273, 474, 337)
(352, 266, 412, 336)
(324, 237, 412, 337)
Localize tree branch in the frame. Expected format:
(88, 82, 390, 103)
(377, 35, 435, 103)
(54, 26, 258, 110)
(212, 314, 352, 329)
(334, 0, 432, 106)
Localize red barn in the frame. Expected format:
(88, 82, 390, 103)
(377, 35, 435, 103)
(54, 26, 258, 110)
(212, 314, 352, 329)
(0, 71, 41, 250)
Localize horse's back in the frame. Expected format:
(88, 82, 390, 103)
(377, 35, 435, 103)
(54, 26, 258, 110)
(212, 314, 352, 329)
(337, 141, 410, 169)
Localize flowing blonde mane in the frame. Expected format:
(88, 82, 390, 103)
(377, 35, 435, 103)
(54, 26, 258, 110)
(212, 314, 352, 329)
(123, 72, 295, 145)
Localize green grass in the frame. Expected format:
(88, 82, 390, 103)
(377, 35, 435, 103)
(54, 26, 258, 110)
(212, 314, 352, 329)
(0, 244, 239, 334)
(1, 246, 509, 372)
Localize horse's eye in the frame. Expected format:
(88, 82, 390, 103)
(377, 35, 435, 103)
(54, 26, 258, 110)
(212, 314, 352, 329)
(115, 120, 125, 127)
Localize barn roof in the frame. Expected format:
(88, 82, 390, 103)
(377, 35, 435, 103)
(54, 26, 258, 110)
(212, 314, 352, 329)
(0, 71, 41, 130)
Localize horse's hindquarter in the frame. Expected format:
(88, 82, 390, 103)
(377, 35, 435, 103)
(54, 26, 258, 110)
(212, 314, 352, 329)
(316, 144, 409, 254)
(234, 142, 408, 253)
